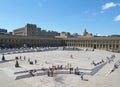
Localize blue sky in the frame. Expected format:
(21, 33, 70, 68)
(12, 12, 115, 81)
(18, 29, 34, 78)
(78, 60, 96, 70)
(0, 0, 120, 36)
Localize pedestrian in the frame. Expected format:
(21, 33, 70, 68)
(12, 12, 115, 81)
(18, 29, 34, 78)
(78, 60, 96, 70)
(75, 67, 79, 75)
(69, 67, 73, 74)
(91, 60, 96, 66)
(101, 59, 104, 62)
(28, 58, 30, 62)
(15, 56, 18, 60)
(35, 59, 37, 64)
(29, 70, 34, 76)
(114, 64, 118, 69)
(107, 57, 110, 63)
(48, 69, 50, 76)
(20, 56, 21, 60)
(60, 65, 63, 69)
(70, 55, 73, 58)
(51, 68, 54, 77)
(15, 60, 19, 67)
(2, 54, 5, 61)
(57, 65, 60, 69)
(80, 72, 84, 80)
(24, 56, 26, 60)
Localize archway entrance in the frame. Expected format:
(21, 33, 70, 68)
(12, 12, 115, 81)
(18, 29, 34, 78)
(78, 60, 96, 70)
(93, 41, 96, 49)
(94, 44, 96, 49)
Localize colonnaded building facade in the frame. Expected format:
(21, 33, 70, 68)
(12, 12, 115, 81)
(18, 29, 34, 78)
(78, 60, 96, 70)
(0, 24, 120, 50)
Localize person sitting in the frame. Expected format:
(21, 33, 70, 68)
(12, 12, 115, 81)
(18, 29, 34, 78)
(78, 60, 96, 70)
(75, 67, 79, 75)
(114, 64, 118, 69)
(29, 70, 34, 76)
(15, 57, 18, 60)
(91, 60, 96, 66)
(101, 59, 104, 62)
(29, 61, 33, 65)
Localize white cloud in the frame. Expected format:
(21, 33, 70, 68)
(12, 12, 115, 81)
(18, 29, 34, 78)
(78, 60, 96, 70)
(102, 2, 117, 10)
(114, 15, 120, 21)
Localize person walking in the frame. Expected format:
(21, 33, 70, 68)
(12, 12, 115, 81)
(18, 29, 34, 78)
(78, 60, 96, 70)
(48, 68, 50, 76)
(80, 72, 84, 80)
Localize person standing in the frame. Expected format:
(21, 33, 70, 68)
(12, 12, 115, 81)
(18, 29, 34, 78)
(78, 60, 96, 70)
(51, 68, 54, 77)
(15, 60, 19, 67)
(69, 67, 73, 74)
(28, 58, 30, 62)
(2, 54, 5, 61)
(35, 59, 37, 64)
(24, 56, 26, 60)
(48, 68, 50, 76)
(19, 56, 21, 60)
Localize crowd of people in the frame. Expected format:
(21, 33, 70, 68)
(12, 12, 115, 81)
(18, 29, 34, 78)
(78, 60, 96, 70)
(46, 64, 85, 80)
(91, 59, 104, 66)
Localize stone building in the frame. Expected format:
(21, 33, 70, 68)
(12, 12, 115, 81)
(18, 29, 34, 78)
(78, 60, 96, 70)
(13, 24, 59, 37)
(0, 35, 64, 48)
(55, 32, 70, 38)
(13, 24, 40, 36)
(0, 28, 7, 35)
(0, 25, 120, 50)
(64, 36, 120, 50)
(83, 28, 93, 37)
(0, 33, 120, 50)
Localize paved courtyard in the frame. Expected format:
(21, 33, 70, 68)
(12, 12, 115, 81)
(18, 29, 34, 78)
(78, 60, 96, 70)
(0, 48, 120, 87)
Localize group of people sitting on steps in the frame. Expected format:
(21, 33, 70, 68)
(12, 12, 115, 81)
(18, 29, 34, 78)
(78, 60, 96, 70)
(91, 59, 104, 66)
(47, 65, 85, 80)
(106, 54, 115, 63)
